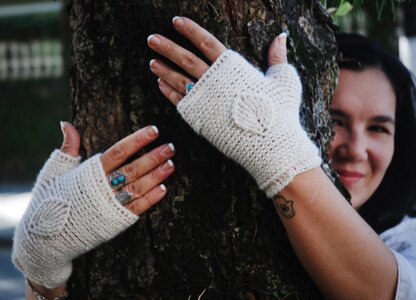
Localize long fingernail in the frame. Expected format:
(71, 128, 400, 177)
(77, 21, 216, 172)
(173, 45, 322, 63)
(147, 34, 160, 46)
(161, 143, 175, 155)
(160, 159, 174, 172)
(160, 184, 166, 192)
(60, 121, 66, 137)
(172, 16, 184, 28)
(147, 125, 159, 137)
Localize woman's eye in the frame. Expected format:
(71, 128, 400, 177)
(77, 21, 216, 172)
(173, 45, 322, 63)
(331, 119, 344, 127)
(368, 125, 389, 134)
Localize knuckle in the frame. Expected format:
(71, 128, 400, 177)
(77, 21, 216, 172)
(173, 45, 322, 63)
(134, 132, 145, 148)
(109, 143, 125, 161)
(181, 55, 197, 68)
(163, 41, 174, 56)
(147, 170, 160, 182)
(123, 164, 136, 178)
(185, 24, 197, 38)
(142, 193, 154, 208)
(128, 183, 141, 197)
(148, 153, 159, 165)
(176, 78, 188, 92)
(167, 88, 178, 100)
(200, 37, 215, 51)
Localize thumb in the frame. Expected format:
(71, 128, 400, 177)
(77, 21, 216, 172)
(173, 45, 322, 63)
(60, 121, 80, 157)
(268, 32, 288, 66)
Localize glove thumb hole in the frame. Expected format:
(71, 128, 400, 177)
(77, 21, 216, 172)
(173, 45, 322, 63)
(268, 33, 288, 67)
(60, 122, 80, 158)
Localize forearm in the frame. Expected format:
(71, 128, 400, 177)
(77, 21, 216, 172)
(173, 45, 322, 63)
(26, 280, 67, 300)
(275, 167, 397, 300)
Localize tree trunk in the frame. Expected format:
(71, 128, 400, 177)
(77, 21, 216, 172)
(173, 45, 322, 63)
(66, 1, 340, 299)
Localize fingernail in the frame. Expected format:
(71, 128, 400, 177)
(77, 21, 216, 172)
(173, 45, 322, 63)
(149, 59, 157, 69)
(278, 33, 287, 48)
(60, 121, 66, 136)
(160, 184, 166, 191)
(158, 78, 165, 86)
(172, 16, 184, 28)
(161, 143, 175, 155)
(147, 34, 160, 46)
(147, 125, 159, 137)
(160, 159, 174, 172)
(278, 32, 288, 38)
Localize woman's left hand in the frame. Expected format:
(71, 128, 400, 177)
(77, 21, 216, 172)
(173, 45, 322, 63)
(147, 17, 287, 104)
(147, 17, 321, 197)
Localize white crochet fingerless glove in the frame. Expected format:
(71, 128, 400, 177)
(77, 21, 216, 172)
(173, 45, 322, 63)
(12, 150, 138, 288)
(178, 50, 321, 197)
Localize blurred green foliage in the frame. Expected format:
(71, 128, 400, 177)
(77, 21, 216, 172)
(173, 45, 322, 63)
(322, 0, 402, 54)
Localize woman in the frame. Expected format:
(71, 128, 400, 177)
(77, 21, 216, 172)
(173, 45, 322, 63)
(332, 33, 416, 235)
(15, 17, 416, 299)
(146, 17, 416, 299)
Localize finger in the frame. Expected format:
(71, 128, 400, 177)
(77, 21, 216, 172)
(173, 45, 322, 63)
(268, 33, 288, 66)
(124, 159, 174, 199)
(125, 184, 167, 215)
(60, 122, 80, 157)
(150, 59, 194, 94)
(172, 17, 226, 63)
(147, 34, 209, 79)
(100, 125, 159, 174)
(118, 143, 175, 184)
(158, 78, 183, 106)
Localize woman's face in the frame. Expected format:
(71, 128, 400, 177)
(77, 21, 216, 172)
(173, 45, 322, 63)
(328, 68, 396, 209)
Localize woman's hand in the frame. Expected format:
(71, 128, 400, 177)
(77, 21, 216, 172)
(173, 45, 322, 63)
(147, 17, 321, 197)
(147, 17, 287, 103)
(13, 123, 175, 292)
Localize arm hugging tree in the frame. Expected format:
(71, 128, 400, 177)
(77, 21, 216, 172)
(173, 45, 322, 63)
(67, 1, 340, 298)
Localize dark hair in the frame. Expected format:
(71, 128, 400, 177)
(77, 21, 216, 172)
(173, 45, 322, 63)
(336, 33, 416, 233)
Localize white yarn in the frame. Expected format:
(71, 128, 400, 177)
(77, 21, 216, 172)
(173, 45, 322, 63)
(178, 50, 322, 197)
(12, 150, 138, 288)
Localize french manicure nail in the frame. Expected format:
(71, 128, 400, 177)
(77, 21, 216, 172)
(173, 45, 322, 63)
(161, 159, 174, 172)
(147, 34, 160, 46)
(172, 16, 184, 27)
(168, 143, 175, 152)
(278, 32, 288, 38)
(149, 59, 156, 68)
(147, 125, 159, 137)
(161, 143, 175, 155)
(160, 184, 166, 191)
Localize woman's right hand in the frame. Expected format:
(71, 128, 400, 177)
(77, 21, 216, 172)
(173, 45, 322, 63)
(13, 123, 175, 293)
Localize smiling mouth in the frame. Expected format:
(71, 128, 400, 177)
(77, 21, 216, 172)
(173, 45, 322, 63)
(337, 170, 365, 186)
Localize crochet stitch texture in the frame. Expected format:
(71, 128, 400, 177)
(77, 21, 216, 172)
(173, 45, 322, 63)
(177, 50, 322, 197)
(12, 150, 138, 288)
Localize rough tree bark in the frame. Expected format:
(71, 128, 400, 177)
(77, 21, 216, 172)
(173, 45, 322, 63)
(66, 1, 341, 299)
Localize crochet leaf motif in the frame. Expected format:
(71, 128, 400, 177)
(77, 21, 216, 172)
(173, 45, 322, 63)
(231, 93, 273, 136)
(29, 198, 70, 236)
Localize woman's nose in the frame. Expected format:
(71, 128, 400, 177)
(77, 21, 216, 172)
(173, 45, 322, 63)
(338, 131, 368, 162)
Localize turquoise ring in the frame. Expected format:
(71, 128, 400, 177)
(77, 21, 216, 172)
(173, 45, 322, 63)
(185, 82, 195, 94)
(109, 170, 127, 191)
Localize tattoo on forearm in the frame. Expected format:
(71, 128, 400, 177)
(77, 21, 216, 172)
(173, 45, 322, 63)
(273, 195, 295, 218)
